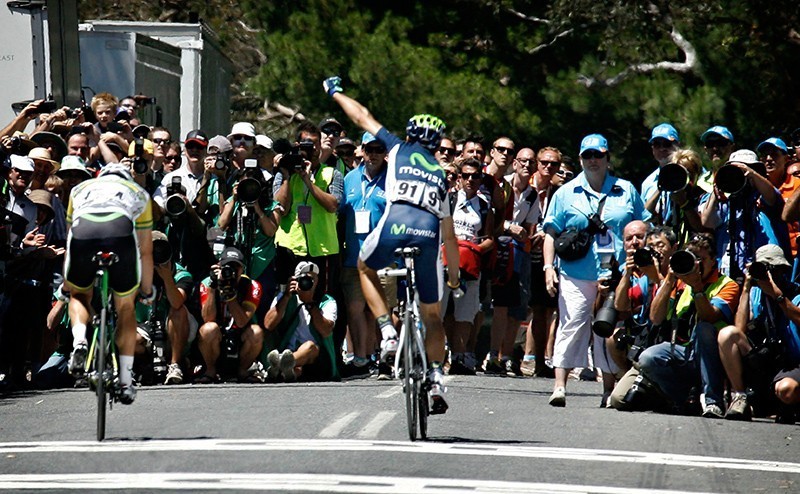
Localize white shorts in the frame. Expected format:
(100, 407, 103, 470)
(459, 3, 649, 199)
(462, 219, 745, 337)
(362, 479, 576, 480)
(552, 273, 596, 370)
(441, 277, 480, 322)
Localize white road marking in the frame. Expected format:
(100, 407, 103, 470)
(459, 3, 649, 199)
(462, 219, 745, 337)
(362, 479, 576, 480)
(356, 411, 396, 438)
(0, 439, 798, 475)
(0, 473, 718, 493)
(376, 386, 401, 398)
(317, 412, 360, 438)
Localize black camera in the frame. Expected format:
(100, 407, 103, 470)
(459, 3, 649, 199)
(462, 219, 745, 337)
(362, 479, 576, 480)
(106, 121, 124, 134)
(221, 327, 239, 362)
(657, 163, 689, 193)
(592, 277, 619, 338)
(132, 137, 148, 175)
(214, 153, 230, 171)
(586, 212, 607, 235)
(237, 159, 265, 204)
(141, 319, 167, 382)
(275, 138, 315, 172)
(64, 108, 79, 119)
(220, 264, 236, 284)
(152, 236, 172, 265)
(749, 261, 769, 281)
(633, 247, 661, 268)
(669, 250, 697, 276)
(134, 95, 157, 105)
(164, 176, 188, 217)
(297, 275, 314, 292)
(115, 110, 132, 122)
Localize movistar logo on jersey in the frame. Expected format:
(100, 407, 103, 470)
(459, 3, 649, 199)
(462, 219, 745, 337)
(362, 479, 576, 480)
(390, 222, 436, 238)
(399, 165, 445, 188)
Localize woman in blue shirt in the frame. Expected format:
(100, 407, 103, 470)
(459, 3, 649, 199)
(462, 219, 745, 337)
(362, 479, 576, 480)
(542, 134, 647, 407)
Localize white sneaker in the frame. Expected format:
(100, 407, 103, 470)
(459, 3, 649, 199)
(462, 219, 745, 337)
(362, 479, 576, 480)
(164, 363, 183, 385)
(279, 349, 296, 383)
(549, 386, 566, 407)
(266, 349, 281, 381)
(380, 337, 398, 363)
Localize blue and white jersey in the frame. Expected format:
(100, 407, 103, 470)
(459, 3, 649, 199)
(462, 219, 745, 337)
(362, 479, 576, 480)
(377, 127, 450, 219)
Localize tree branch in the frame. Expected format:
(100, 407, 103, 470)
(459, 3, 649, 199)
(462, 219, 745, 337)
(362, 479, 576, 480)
(577, 25, 698, 88)
(505, 7, 550, 25)
(527, 28, 574, 55)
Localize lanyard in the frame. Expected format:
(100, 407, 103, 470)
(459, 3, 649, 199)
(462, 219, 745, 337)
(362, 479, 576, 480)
(360, 172, 380, 210)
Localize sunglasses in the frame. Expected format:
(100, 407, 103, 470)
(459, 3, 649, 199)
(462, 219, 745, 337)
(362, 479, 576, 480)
(556, 170, 575, 179)
(580, 150, 606, 160)
(337, 149, 355, 158)
(494, 146, 515, 155)
(438, 146, 456, 156)
(232, 135, 255, 143)
(152, 138, 172, 146)
(321, 125, 342, 135)
(704, 139, 728, 149)
(461, 172, 482, 180)
(364, 146, 386, 154)
(185, 143, 205, 151)
(165, 155, 180, 162)
(539, 160, 560, 167)
(651, 140, 674, 149)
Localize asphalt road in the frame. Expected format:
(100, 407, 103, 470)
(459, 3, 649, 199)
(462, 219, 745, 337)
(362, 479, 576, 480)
(0, 374, 797, 493)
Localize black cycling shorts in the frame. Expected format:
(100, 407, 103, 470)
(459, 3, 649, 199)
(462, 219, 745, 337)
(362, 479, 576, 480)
(65, 213, 140, 296)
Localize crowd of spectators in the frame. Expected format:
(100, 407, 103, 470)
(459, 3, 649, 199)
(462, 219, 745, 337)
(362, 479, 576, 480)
(1, 92, 799, 423)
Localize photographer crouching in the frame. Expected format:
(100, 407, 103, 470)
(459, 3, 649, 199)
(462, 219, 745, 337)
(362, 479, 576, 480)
(718, 244, 800, 422)
(133, 231, 196, 385)
(196, 247, 264, 383)
(609, 224, 677, 410)
(263, 261, 338, 382)
(638, 233, 740, 417)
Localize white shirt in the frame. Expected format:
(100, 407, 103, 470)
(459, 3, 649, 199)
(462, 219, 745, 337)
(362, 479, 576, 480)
(152, 165, 204, 207)
(504, 174, 540, 227)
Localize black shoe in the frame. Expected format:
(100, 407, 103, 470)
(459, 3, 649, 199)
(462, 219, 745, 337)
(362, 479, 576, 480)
(377, 362, 393, 380)
(448, 359, 476, 376)
(341, 363, 371, 379)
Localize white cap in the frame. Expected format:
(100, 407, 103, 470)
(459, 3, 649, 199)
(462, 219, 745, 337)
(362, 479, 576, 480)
(255, 134, 273, 150)
(294, 261, 320, 278)
(227, 122, 256, 139)
(10, 154, 35, 172)
(726, 149, 760, 165)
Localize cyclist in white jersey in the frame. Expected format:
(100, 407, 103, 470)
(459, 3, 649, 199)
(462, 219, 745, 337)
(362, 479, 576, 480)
(325, 76, 461, 413)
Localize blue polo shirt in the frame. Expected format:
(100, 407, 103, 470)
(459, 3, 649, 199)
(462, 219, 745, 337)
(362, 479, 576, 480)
(750, 287, 800, 366)
(340, 163, 388, 267)
(543, 171, 647, 280)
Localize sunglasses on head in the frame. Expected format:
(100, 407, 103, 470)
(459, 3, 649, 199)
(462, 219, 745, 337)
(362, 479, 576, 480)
(364, 146, 386, 154)
(494, 146, 515, 155)
(580, 150, 606, 160)
(438, 146, 456, 156)
(461, 172, 482, 180)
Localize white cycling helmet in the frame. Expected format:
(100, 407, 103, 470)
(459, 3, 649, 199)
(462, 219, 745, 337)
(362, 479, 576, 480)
(98, 163, 134, 182)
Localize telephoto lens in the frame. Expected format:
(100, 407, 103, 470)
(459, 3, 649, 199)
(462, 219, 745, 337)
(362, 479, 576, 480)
(669, 250, 697, 276)
(657, 163, 689, 193)
(714, 164, 747, 195)
(297, 275, 314, 292)
(749, 261, 769, 281)
(592, 293, 618, 338)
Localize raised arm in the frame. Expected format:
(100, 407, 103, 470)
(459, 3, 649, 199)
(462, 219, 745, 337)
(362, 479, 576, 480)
(324, 76, 382, 136)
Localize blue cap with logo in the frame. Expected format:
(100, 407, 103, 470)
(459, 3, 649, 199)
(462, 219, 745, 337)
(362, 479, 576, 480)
(361, 132, 377, 146)
(649, 123, 679, 143)
(700, 126, 734, 144)
(579, 134, 608, 155)
(756, 137, 789, 155)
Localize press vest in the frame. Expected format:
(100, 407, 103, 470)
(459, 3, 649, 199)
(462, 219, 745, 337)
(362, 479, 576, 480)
(673, 274, 734, 330)
(276, 165, 339, 257)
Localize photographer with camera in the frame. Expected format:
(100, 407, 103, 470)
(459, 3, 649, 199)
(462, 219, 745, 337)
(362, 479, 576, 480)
(228, 122, 256, 170)
(133, 231, 196, 385)
(717, 244, 800, 421)
(273, 122, 344, 298)
(700, 149, 788, 283)
(263, 261, 338, 382)
(196, 135, 235, 227)
(609, 224, 677, 409)
(196, 247, 264, 383)
(639, 233, 739, 417)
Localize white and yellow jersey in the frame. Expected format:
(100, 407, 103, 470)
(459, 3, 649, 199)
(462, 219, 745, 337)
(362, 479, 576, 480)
(67, 176, 153, 230)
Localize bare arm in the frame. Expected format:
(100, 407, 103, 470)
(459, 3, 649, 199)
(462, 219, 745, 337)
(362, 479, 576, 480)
(330, 92, 382, 136)
(441, 216, 460, 287)
(136, 229, 153, 296)
(650, 273, 677, 326)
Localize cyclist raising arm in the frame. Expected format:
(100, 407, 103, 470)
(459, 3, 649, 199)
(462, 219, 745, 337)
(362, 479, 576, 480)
(325, 76, 460, 413)
(65, 163, 155, 404)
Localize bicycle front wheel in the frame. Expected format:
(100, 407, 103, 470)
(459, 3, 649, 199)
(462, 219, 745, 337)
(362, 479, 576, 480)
(96, 309, 107, 442)
(403, 309, 418, 441)
(418, 379, 428, 440)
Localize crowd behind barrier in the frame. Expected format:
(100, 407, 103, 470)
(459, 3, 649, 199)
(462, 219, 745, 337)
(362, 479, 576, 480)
(1, 92, 800, 423)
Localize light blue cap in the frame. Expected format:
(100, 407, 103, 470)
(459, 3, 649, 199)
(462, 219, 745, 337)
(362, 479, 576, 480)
(649, 123, 679, 143)
(579, 134, 608, 155)
(361, 132, 377, 145)
(756, 137, 789, 155)
(700, 126, 734, 144)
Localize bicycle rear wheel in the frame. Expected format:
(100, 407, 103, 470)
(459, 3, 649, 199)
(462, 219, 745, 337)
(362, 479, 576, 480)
(403, 308, 418, 441)
(96, 308, 107, 442)
(418, 378, 429, 440)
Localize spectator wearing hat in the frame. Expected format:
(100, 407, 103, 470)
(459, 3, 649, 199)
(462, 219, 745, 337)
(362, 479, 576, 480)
(273, 121, 344, 299)
(228, 122, 256, 170)
(31, 132, 68, 162)
(5, 155, 37, 241)
(717, 244, 800, 421)
(27, 148, 67, 252)
(319, 117, 346, 174)
(700, 149, 788, 281)
(335, 137, 357, 171)
(197, 135, 234, 226)
(197, 246, 264, 383)
(755, 137, 800, 259)
(254, 135, 276, 174)
(698, 126, 735, 193)
(542, 133, 647, 407)
(264, 261, 339, 382)
(55, 156, 92, 208)
(0, 188, 64, 390)
(641, 123, 680, 220)
(154, 129, 209, 209)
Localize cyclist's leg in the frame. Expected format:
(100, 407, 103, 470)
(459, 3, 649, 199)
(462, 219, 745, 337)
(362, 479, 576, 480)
(113, 293, 138, 398)
(419, 302, 446, 364)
